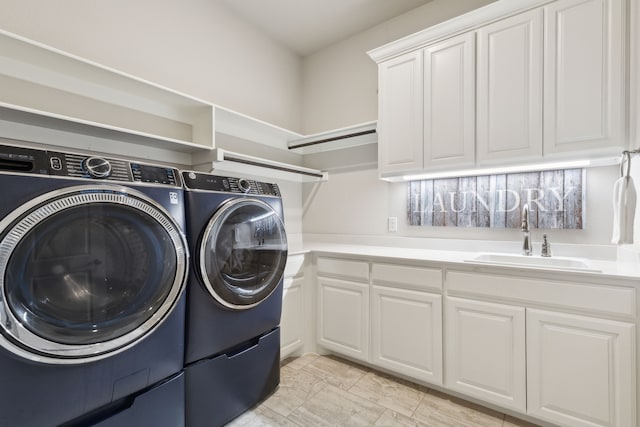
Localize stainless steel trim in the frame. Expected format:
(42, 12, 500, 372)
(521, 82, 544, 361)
(0, 170, 182, 188)
(0, 184, 189, 364)
(198, 198, 287, 310)
(183, 187, 282, 198)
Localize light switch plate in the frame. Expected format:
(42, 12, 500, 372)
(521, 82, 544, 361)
(388, 216, 398, 232)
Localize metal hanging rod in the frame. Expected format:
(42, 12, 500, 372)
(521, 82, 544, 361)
(288, 129, 377, 150)
(210, 148, 328, 181)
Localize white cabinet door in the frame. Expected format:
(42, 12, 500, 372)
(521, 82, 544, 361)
(371, 286, 442, 384)
(445, 297, 526, 412)
(317, 276, 369, 362)
(477, 8, 543, 165)
(281, 276, 303, 359)
(423, 32, 476, 171)
(543, 0, 626, 156)
(527, 309, 635, 427)
(378, 51, 424, 176)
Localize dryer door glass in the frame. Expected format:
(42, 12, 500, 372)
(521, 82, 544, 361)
(0, 185, 188, 363)
(200, 198, 287, 309)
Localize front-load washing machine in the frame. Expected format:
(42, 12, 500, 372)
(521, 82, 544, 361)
(0, 142, 188, 426)
(181, 171, 288, 427)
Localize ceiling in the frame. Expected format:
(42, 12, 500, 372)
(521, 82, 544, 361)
(219, 0, 434, 56)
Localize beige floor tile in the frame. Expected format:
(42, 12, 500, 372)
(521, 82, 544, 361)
(226, 405, 304, 427)
(349, 371, 425, 417)
(262, 365, 328, 417)
(282, 353, 320, 370)
(503, 415, 542, 426)
(302, 355, 369, 390)
(236, 355, 542, 427)
(412, 390, 504, 427)
(288, 384, 387, 426)
(373, 409, 430, 426)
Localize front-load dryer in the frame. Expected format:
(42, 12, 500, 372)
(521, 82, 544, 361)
(0, 142, 188, 426)
(181, 171, 287, 427)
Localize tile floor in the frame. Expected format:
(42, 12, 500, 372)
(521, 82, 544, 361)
(227, 354, 541, 427)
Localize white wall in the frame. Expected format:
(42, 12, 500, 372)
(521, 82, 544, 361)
(302, 165, 620, 247)
(0, 0, 303, 132)
(301, 0, 497, 134)
(631, 0, 640, 247)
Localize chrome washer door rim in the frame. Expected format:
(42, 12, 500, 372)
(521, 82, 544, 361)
(0, 184, 188, 364)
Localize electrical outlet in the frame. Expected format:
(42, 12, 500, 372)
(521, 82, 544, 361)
(388, 216, 398, 232)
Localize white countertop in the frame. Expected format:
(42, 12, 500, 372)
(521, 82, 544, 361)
(290, 240, 640, 281)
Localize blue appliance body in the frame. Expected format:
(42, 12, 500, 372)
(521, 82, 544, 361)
(0, 143, 188, 426)
(69, 371, 185, 427)
(181, 171, 287, 427)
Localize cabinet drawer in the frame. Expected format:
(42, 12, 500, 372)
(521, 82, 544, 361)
(372, 263, 442, 292)
(317, 257, 369, 282)
(447, 271, 635, 319)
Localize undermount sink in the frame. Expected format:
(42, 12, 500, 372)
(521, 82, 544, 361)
(466, 253, 601, 273)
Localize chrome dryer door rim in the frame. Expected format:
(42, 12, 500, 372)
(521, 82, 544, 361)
(199, 198, 287, 310)
(0, 184, 189, 364)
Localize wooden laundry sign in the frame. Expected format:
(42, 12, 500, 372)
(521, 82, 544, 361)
(408, 169, 584, 229)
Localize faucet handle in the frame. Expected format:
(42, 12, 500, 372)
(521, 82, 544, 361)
(521, 203, 530, 231)
(541, 234, 551, 257)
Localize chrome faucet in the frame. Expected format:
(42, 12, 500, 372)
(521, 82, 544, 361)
(521, 203, 532, 256)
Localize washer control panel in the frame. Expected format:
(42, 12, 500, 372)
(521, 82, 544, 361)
(0, 145, 50, 175)
(182, 171, 281, 197)
(131, 163, 178, 185)
(0, 143, 180, 187)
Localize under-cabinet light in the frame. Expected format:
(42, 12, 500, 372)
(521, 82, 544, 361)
(379, 157, 619, 182)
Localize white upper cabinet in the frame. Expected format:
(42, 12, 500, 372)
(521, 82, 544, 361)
(424, 32, 476, 171)
(378, 51, 424, 175)
(543, 0, 626, 157)
(369, 0, 629, 178)
(476, 8, 543, 165)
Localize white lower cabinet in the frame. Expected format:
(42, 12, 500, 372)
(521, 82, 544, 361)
(527, 309, 635, 427)
(372, 285, 442, 384)
(281, 276, 304, 358)
(445, 297, 526, 411)
(317, 276, 370, 362)
(313, 258, 637, 426)
(446, 270, 636, 426)
(315, 258, 444, 381)
(281, 254, 306, 359)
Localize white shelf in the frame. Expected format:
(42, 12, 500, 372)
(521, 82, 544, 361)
(0, 29, 214, 154)
(0, 29, 376, 167)
(215, 106, 302, 150)
(211, 148, 328, 182)
(287, 121, 377, 154)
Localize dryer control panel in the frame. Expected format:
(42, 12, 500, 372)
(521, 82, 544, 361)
(182, 171, 281, 197)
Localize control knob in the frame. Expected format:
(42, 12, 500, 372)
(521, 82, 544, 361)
(238, 178, 252, 193)
(83, 156, 112, 179)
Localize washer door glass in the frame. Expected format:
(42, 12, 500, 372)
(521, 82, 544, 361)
(200, 198, 287, 309)
(0, 185, 188, 364)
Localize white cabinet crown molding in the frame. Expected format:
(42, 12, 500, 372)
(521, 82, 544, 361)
(367, 0, 555, 64)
